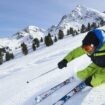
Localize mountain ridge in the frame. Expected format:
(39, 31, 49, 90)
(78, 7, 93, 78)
(48, 5, 105, 35)
(1, 5, 105, 50)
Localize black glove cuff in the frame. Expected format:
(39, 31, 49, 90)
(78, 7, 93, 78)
(62, 59, 68, 64)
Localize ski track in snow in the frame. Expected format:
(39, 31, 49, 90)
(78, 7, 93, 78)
(35, 50, 68, 64)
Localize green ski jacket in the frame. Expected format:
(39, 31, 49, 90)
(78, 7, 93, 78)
(64, 43, 105, 87)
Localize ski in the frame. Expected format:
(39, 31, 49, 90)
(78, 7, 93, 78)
(35, 76, 75, 104)
(53, 81, 86, 105)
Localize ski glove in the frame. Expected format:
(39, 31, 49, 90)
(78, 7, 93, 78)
(58, 59, 68, 69)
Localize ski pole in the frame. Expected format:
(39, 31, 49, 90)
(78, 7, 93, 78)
(26, 67, 58, 84)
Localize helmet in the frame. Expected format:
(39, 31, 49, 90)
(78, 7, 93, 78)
(82, 31, 99, 54)
(82, 31, 99, 47)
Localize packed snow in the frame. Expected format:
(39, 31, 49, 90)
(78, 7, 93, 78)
(1, 27, 105, 105)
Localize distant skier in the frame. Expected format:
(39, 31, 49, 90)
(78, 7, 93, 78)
(58, 29, 105, 87)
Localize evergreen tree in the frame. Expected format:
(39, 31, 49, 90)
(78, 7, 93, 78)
(73, 30, 78, 36)
(44, 33, 53, 46)
(33, 38, 40, 47)
(5, 52, 11, 61)
(21, 42, 28, 55)
(81, 24, 86, 33)
(9, 53, 14, 59)
(58, 30, 64, 39)
(91, 22, 97, 29)
(0, 49, 3, 65)
(75, 30, 78, 35)
(72, 30, 75, 37)
(100, 18, 105, 26)
(32, 43, 36, 51)
(54, 36, 57, 42)
(87, 23, 91, 31)
(40, 37, 43, 42)
(67, 29, 70, 35)
(48, 33, 51, 37)
(70, 28, 74, 35)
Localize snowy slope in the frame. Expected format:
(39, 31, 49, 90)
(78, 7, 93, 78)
(48, 5, 105, 35)
(0, 30, 86, 105)
(1, 26, 105, 105)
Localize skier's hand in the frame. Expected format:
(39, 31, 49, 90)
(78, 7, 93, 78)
(58, 59, 68, 69)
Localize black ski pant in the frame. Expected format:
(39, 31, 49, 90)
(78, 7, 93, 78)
(84, 76, 93, 87)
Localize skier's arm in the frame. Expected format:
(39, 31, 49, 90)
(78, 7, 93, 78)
(64, 46, 85, 62)
(58, 46, 85, 69)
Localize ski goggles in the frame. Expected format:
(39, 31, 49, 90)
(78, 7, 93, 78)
(82, 44, 95, 53)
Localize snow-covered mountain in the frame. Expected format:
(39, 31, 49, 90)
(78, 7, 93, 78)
(1, 5, 105, 50)
(48, 5, 105, 35)
(0, 26, 45, 50)
(12, 26, 45, 40)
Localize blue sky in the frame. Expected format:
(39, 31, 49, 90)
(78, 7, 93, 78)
(0, 0, 105, 37)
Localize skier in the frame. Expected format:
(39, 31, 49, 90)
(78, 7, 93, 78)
(58, 28, 105, 87)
